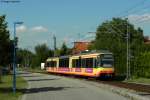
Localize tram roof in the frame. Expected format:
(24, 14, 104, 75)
(59, 55, 70, 59)
(74, 50, 112, 56)
(46, 50, 112, 60)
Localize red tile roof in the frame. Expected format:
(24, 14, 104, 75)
(72, 41, 91, 54)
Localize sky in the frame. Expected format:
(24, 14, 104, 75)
(0, 0, 150, 51)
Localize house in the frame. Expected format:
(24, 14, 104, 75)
(72, 41, 91, 54)
(144, 36, 150, 44)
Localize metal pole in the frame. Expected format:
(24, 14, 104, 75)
(126, 19, 131, 80)
(53, 35, 56, 57)
(128, 24, 131, 79)
(12, 21, 23, 93)
(53, 35, 56, 50)
(13, 23, 16, 93)
(126, 20, 129, 80)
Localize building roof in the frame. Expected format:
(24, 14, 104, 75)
(144, 36, 150, 44)
(72, 41, 91, 54)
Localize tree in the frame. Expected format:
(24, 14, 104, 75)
(0, 15, 12, 82)
(60, 42, 72, 56)
(92, 18, 144, 75)
(32, 44, 52, 68)
(133, 52, 150, 78)
(0, 15, 11, 66)
(60, 42, 68, 56)
(17, 49, 34, 68)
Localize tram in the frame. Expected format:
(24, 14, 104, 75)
(45, 51, 114, 78)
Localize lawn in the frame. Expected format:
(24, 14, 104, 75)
(19, 67, 46, 74)
(0, 75, 27, 100)
(125, 77, 150, 85)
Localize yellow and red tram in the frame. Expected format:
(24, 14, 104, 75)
(46, 51, 114, 78)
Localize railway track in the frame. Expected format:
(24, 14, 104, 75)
(94, 80, 150, 93)
(51, 73, 150, 93)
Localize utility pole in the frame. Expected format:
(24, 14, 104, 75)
(128, 24, 131, 79)
(126, 19, 131, 80)
(53, 35, 56, 56)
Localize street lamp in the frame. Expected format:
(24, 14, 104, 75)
(13, 21, 23, 93)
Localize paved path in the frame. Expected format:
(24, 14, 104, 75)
(20, 71, 128, 100)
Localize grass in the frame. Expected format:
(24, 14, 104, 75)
(125, 77, 150, 84)
(28, 68, 46, 73)
(0, 75, 27, 100)
(19, 67, 46, 74)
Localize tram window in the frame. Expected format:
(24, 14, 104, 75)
(51, 61, 57, 67)
(93, 58, 97, 68)
(72, 59, 81, 68)
(46, 62, 50, 67)
(49, 62, 51, 67)
(72, 59, 76, 67)
(75, 60, 78, 67)
(59, 59, 63, 67)
(49, 61, 51, 67)
(79, 58, 82, 67)
(76, 59, 81, 68)
(49, 62, 52, 67)
(65, 58, 69, 67)
(101, 59, 113, 67)
(59, 58, 69, 67)
(85, 58, 93, 68)
(53, 61, 57, 67)
(81, 59, 86, 68)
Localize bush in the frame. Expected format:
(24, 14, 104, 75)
(133, 52, 150, 78)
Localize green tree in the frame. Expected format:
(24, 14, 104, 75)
(60, 42, 72, 56)
(92, 18, 144, 75)
(0, 15, 12, 82)
(133, 52, 150, 78)
(54, 48, 60, 56)
(0, 15, 11, 66)
(0, 15, 13, 82)
(60, 42, 68, 56)
(32, 44, 52, 68)
(17, 49, 34, 68)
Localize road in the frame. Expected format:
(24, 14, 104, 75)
(20, 71, 128, 100)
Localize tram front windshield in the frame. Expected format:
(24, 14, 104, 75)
(100, 59, 113, 67)
(97, 54, 114, 68)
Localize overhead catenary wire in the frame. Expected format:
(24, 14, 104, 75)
(117, 0, 147, 18)
(108, 0, 150, 25)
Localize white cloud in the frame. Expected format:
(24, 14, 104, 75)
(128, 13, 150, 23)
(16, 25, 27, 33)
(31, 26, 48, 33)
